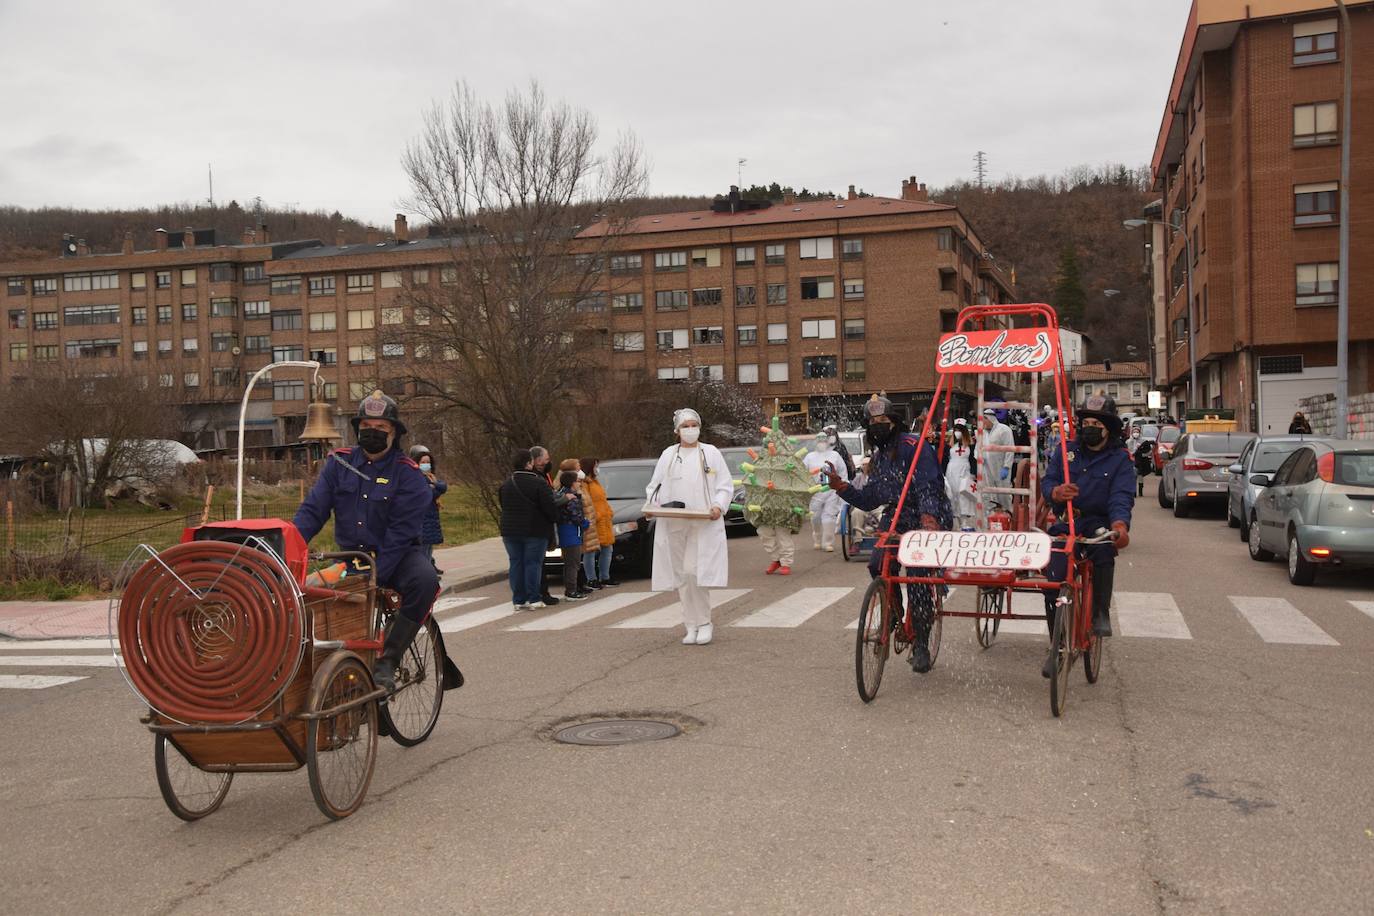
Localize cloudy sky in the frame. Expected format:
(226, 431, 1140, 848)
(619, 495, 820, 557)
(0, 0, 1191, 225)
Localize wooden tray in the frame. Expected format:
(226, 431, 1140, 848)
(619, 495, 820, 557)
(641, 504, 716, 519)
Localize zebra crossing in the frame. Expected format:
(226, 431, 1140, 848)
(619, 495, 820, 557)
(0, 636, 114, 691)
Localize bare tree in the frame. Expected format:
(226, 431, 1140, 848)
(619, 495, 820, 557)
(388, 80, 648, 509)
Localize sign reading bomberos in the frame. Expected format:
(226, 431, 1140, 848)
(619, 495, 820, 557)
(935, 329, 1057, 374)
(898, 530, 1053, 570)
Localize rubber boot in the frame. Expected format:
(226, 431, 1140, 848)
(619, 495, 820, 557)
(374, 616, 423, 692)
(1043, 589, 1059, 678)
(1092, 565, 1115, 637)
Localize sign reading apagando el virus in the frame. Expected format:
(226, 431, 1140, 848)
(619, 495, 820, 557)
(935, 329, 1058, 374)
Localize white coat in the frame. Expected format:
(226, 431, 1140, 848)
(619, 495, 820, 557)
(803, 447, 848, 522)
(646, 442, 734, 591)
(944, 442, 976, 520)
(977, 420, 1015, 490)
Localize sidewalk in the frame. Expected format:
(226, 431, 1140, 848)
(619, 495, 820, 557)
(0, 537, 511, 641)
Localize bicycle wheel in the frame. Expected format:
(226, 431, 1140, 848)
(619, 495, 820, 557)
(975, 587, 1003, 649)
(154, 734, 232, 821)
(1082, 567, 1102, 684)
(927, 585, 944, 667)
(1049, 587, 1072, 718)
(378, 617, 444, 746)
(307, 652, 379, 820)
(854, 578, 890, 703)
(840, 515, 853, 562)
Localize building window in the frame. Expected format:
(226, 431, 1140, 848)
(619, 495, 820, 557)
(1294, 182, 1339, 226)
(182, 303, 198, 321)
(690, 248, 721, 268)
(321, 381, 339, 400)
(937, 228, 954, 250)
(655, 329, 689, 351)
(379, 271, 402, 289)
(764, 244, 785, 265)
(9, 342, 28, 362)
(210, 298, 237, 318)
(184, 372, 200, 388)
(654, 251, 687, 272)
(33, 344, 58, 361)
(348, 381, 371, 400)
(65, 338, 120, 359)
(157, 339, 173, 356)
(34, 311, 57, 330)
(843, 278, 865, 299)
(348, 345, 376, 365)
(242, 263, 266, 284)
(655, 289, 689, 312)
(692, 287, 722, 307)
(208, 263, 235, 283)
(609, 254, 642, 275)
(347, 309, 375, 330)
(766, 283, 787, 305)
(7, 277, 26, 296)
(738, 363, 759, 384)
(1294, 102, 1339, 146)
(63, 304, 121, 326)
(611, 293, 643, 313)
(1131, 382, 1145, 400)
(1106, 382, 1120, 398)
(940, 310, 957, 332)
(32, 277, 58, 296)
(270, 275, 301, 295)
(843, 318, 865, 340)
(244, 299, 270, 319)
(346, 273, 374, 293)
(63, 271, 119, 292)
(381, 343, 405, 359)
(180, 268, 197, 287)
(801, 318, 836, 339)
(273, 380, 305, 401)
(1293, 18, 1337, 65)
(182, 337, 199, 354)
(737, 325, 758, 346)
(309, 275, 336, 296)
(844, 358, 866, 381)
(154, 271, 172, 290)
(156, 304, 172, 324)
(244, 335, 270, 353)
(211, 332, 235, 352)
(801, 355, 834, 377)
(159, 374, 175, 388)
(841, 238, 864, 260)
(212, 368, 240, 387)
(8, 309, 25, 329)
(272, 310, 302, 331)
(693, 326, 724, 345)
(767, 361, 789, 383)
(129, 307, 147, 326)
(612, 331, 644, 352)
(657, 366, 689, 382)
(735, 246, 756, 266)
(272, 344, 303, 362)
(127, 271, 146, 290)
(798, 237, 834, 260)
(1296, 262, 1339, 306)
(310, 347, 338, 366)
(576, 292, 606, 313)
(1172, 317, 1187, 349)
(767, 322, 787, 344)
(801, 276, 835, 300)
(378, 307, 402, 325)
(735, 285, 757, 307)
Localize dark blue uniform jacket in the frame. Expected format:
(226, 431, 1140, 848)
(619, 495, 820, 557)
(838, 433, 952, 532)
(1041, 439, 1135, 571)
(293, 446, 433, 582)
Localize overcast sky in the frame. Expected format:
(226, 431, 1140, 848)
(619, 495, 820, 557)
(0, 0, 1192, 225)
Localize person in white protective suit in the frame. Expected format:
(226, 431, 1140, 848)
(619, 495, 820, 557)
(944, 418, 977, 529)
(977, 407, 1015, 510)
(645, 408, 735, 646)
(802, 432, 849, 551)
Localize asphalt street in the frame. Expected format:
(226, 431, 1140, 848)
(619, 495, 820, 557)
(2, 478, 1372, 915)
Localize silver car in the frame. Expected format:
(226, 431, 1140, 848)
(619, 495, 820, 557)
(1159, 432, 1256, 518)
(1248, 441, 1374, 585)
(1226, 436, 1317, 541)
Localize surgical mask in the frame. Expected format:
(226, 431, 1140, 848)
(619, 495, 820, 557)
(813, 439, 827, 451)
(576, 469, 586, 480)
(358, 428, 390, 454)
(679, 426, 700, 444)
(866, 422, 894, 447)
(419, 462, 432, 473)
(1079, 426, 1105, 448)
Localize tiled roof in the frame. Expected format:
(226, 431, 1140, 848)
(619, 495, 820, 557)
(577, 196, 954, 237)
(1071, 361, 1150, 381)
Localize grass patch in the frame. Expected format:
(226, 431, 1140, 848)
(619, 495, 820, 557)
(0, 578, 96, 601)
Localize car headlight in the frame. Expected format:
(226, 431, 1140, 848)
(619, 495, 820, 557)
(612, 521, 639, 535)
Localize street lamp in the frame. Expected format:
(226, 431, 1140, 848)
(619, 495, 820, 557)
(1334, 0, 1353, 437)
(235, 360, 321, 520)
(1124, 215, 1197, 411)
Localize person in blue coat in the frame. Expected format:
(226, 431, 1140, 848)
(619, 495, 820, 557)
(409, 444, 448, 562)
(1040, 393, 1135, 677)
(294, 390, 438, 691)
(825, 394, 953, 673)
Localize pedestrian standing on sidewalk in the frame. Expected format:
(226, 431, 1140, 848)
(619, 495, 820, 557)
(576, 466, 603, 590)
(645, 408, 734, 646)
(581, 457, 620, 588)
(555, 470, 590, 601)
(409, 444, 447, 562)
(529, 446, 564, 607)
(498, 449, 558, 611)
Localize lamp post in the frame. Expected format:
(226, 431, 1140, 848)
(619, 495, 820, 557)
(1335, 0, 1353, 438)
(235, 360, 321, 520)
(1124, 215, 1196, 410)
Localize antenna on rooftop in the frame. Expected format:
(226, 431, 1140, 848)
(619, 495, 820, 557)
(208, 163, 214, 207)
(974, 151, 988, 188)
(737, 158, 747, 189)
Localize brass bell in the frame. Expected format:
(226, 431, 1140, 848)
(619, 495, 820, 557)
(300, 400, 341, 442)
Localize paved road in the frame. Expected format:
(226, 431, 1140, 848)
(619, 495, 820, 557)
(3, 479, 1372, 915)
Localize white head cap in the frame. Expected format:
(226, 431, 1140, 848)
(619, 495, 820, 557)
(673, 407, 702, 430)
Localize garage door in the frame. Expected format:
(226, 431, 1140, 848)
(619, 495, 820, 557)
(1257, 368, 1336, 435)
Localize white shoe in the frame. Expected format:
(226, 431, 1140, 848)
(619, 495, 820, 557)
(694, 623, 713, 645)
(526, 600, 546, 610)
(813, 542, 822, 550)
(513, 602, 527, 611)
(823, 544, 835, 553)
(682, 626, 698, 645)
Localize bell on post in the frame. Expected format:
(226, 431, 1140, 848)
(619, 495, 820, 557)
(301, 400, 341, 442)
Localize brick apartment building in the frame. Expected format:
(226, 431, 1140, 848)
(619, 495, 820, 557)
(1145, 0, 1374, 433)
(0, 178, 1014, 449)
(1070, 361, 1151, 416)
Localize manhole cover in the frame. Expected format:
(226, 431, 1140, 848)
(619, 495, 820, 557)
(553, 719, 681, 746)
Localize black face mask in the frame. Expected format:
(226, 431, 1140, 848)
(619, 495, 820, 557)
(1079, 426, 1105, 448)
(866, 422, 895, 448)
(358, 428, 391, 454)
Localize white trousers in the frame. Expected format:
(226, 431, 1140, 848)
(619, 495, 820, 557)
(679, 575, 712, 627)
(758, 527, 795, 565)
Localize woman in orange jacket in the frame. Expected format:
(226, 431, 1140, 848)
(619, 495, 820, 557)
(581, 457, 620, 587)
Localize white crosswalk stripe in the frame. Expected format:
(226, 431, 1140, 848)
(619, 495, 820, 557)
(0, 655, 120, 667)
(508, 592, 656, 631)
(0, 639, 113, 651)
(611, 589, 751, 629)
(432, 595, 485, 616)
(1229, 596, 1338, 645)
(437, 601, 511, 633)
(1115, 592, 1193, 640)
(0, 675, 88, 690)
(1349, 601, 1374, 623)
(733, 587, 853, 628)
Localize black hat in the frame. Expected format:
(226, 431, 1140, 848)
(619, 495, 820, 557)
(350, 389, 407, 436)
(1077, 393, 1122, 439)
(864, 394, 895, 423)
(408, 444, 431, 461)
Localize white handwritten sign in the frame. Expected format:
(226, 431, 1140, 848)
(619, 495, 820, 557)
(935, 329, 1057, 374)
(898, 530, 1052, 570)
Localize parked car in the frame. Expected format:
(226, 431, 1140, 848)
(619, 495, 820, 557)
(718, 446, 759, 534)
(1158, 431, 1256, 517)
(1152, 426, 1181, 473)
(1247, 440, 1374, 585)
(545, 458, 658, 579)
(1226, 435, 1318, 540)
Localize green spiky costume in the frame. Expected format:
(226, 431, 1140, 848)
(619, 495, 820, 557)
(732, 415, 827, 535)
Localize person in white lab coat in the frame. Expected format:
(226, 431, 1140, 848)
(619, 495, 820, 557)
(977, 408, 1015, 510)
(645, 408, 735, 646)
(944, 418, 977, 529)
(802, 432, 848, 551)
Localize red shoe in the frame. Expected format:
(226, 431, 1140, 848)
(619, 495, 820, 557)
(765, 560, 781, 575)
(778, 565, 792, 575)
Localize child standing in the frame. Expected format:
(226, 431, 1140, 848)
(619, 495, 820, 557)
(556, 470, 590, 601)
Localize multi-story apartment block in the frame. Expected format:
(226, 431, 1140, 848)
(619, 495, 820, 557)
(0, 178, 1013, 449)
(1146, 0, 1373, 432)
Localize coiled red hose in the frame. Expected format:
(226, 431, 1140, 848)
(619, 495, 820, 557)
(118, 540, 305, 724)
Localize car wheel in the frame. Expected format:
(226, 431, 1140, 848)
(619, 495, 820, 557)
(1287, 535, 1317, 586)
(1157, 478, 1173, 509)
(1248, 515, 1273, 561)
(1172, 491, 1189, 518)
(1227, 502, 1240, 529)
(1238, 505, 1251, 542)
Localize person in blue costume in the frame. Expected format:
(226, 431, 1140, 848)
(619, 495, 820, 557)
(294, 390, 437, 691)
(1039, 393, 1135, 677)
(825, 395, 953, 673)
